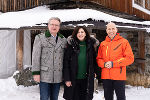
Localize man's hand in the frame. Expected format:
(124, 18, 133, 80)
(33, 75, 40, 82)
(105, 61, 112, 68)
(65, 81, 72, 87)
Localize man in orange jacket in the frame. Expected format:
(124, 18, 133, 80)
(96, 22, 134, 100)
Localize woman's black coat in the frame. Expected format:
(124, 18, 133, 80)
(63, 37, 98, 100)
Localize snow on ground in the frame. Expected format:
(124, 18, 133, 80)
(1, 75, 150, 100)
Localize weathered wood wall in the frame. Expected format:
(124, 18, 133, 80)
(0, 0, 64, 12)
(83, 0, 150, 20)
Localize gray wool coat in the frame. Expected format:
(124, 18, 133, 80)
(32, 31, 67, 83)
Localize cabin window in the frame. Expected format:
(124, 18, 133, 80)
(134, 0, 150, 10)
(133, 0, 150, 14)
(145, 0, 150, 10)
(134, 0, 145, 7)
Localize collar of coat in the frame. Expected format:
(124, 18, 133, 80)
(106, 33, 123, 42)
(45, 30, 64, 38)
(67, 35, 99, 46)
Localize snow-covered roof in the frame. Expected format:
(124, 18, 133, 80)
(0, 5, 150, 32)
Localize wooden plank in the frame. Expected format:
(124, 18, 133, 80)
(25, 0, 26, 8)
(105, 0, 109, 8)
(124, 0, 128, 13)
(13, 0, 15, 11)
(16, 29, 24, 71)
(37, 0, 38, 6)
(0, 0, 2, 11)
(111, 0, 116, 10)
(19, 0, 21, 10)
(116, 0, 120, 11)
(6, 0, 8, 11)
(17, 0, 19, 10)
(120, 0, 125, 12)
(29, 0, 31, 8)
(3, 0, 7, 12)
(11, 0, 13, 11)
(8, 0, 10, 11)
(16, 0, 18, 10)
(34, 0, 36, 7)
(27, 0, 28, 8)
(1, 0, 2, 11)
(18, 0, 20, 10)
(0, 1, 1, 11)
(128, 0, 133, 14)
(109, 0, 112, 8)
(21, 0, 23, 9)
(138, 31, 145, 72)
(1, 0, 3, 11)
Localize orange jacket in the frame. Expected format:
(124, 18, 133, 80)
(96, 33, 134, 80)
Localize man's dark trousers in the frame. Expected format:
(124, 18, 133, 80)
(103, 79, 126, 100)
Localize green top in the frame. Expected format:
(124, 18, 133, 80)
(77, 41, 87, 79)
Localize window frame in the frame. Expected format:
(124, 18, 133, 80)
(132, 0, 150, 14)
(145, 0, 150, 10)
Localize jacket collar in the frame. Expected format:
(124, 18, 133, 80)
(105, 33, 122, 42)
(45, 30, 64, 38)
(67, 35, 99, 46)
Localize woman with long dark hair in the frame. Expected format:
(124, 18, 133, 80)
(63, 26, 99, 100)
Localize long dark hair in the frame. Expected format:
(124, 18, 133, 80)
(72, 26, 90, 42)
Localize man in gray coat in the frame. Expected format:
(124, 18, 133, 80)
(32, 17, 67, 100)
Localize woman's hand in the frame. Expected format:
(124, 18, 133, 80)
(33, 75, 40, 82)
(65, 81, 72, 87)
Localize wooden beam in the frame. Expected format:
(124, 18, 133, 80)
(16, 29, 24, 71)
(4, 0, 7, 12)
(0, 0, 2, 12)
(138, 31, 145, 72)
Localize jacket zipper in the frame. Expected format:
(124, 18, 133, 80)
(109, 41, 112, 79)
(106, 46, 108, 57)
(120, 67, 122, 74)
(53, 50, 55, 82)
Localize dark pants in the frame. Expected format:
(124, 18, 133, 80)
(103, 79, 126, 100)
(40, 82, 60, 100)
(68, 79, 87, 100)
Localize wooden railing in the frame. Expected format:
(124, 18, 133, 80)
(0, 0, 66, 12)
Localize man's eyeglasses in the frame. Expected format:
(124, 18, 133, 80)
(49, 24, 60, 27)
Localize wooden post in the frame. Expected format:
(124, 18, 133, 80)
(138, 31, 145, 73)
(4, 0, 7, 12)
(36, 0, 38, 6)
(16, 29, 24, 71)
(0, 0, 2, 12)
(13, 0, 16, 11)
(30, 0, 31, 8)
